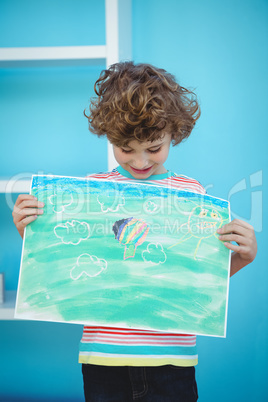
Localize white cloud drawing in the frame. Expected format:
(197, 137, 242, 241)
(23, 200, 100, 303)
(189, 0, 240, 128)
(70, 253, 107, 280)
(144, 200, 158, 213)
(97, 192, 125, 212)
(49, 192, 73, 213)
(54, 220, 90, 245)
(142, 243, 167, 265)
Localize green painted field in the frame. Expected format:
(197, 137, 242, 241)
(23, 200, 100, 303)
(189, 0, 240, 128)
(15, 175, 230, 337)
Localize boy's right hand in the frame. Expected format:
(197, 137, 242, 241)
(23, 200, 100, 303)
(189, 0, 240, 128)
(12, 194, 44, 239)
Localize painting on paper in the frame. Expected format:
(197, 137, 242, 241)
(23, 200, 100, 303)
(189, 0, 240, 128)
(15, 175, 231, 337)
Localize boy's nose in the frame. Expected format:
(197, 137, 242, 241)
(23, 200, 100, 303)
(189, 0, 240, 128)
(132, 154, 149, 169)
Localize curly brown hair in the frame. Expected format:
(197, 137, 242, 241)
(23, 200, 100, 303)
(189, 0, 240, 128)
(84, 61, 200, 147)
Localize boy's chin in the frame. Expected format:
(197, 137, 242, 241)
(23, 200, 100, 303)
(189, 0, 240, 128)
(127, 165, 155, 178)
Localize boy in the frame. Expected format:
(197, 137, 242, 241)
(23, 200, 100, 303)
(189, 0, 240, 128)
(13, 62, 257, 401)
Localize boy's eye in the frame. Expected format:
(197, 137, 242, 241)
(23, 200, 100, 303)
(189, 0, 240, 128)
(121, 148, 132, 154)
(148, 147, 161, 154)
(120, 147, 161, 154)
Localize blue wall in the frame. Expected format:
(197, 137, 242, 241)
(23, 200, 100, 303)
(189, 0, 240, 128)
(0, 0, 267, 401)
(133, 0, 267, 401)
(0, 1, 106, 401)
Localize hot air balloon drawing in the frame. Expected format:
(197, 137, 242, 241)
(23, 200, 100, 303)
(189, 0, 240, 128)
(113, 217, 149, 260)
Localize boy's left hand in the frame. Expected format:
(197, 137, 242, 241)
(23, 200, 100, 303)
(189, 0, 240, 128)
(217, 219, 257, 267)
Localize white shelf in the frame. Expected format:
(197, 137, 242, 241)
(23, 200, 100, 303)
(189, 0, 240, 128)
(0, 180, 31, 193)
(0, 46, 107, 67)
(0, 0, 131, 69)
(0, 290, 17, 320)
(0, 0, 131, 76)
(0, 45, 107, 62)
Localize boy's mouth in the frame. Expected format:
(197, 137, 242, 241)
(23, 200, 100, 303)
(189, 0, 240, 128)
(130, 166, 153, 175)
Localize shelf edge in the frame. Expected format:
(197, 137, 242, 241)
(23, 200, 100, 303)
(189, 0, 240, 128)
(0, 45, 107, 61)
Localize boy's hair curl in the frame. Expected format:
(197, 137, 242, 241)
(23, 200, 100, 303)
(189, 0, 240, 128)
(84, 61, 200, 147)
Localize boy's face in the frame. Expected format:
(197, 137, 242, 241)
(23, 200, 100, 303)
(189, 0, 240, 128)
(113, 133, 172, 179)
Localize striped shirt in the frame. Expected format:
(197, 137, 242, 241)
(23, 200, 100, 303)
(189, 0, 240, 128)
(79, 166, 206, 367)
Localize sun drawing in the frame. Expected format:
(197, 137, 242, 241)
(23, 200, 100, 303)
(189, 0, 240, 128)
(168, 204, 228, 259)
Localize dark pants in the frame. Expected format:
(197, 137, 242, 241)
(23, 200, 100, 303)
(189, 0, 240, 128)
(82, 364, 198, 401)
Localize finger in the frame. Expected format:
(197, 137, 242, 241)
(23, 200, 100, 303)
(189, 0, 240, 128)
(14, 208, 43, 223)
(17, 214, 38, 230)
(218, 221, 250, 237)
(229, 219, 254, 231)
(223, 242, 246, 253)
(13, 201, 44, 221)
(17, 199, 44, 210)
(218, 234, 248, 245)
(19, 208, 44, 216)
(15, 194, 37, 207)
(223, 242, 255, 262)
(224, 219, 253, 232)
